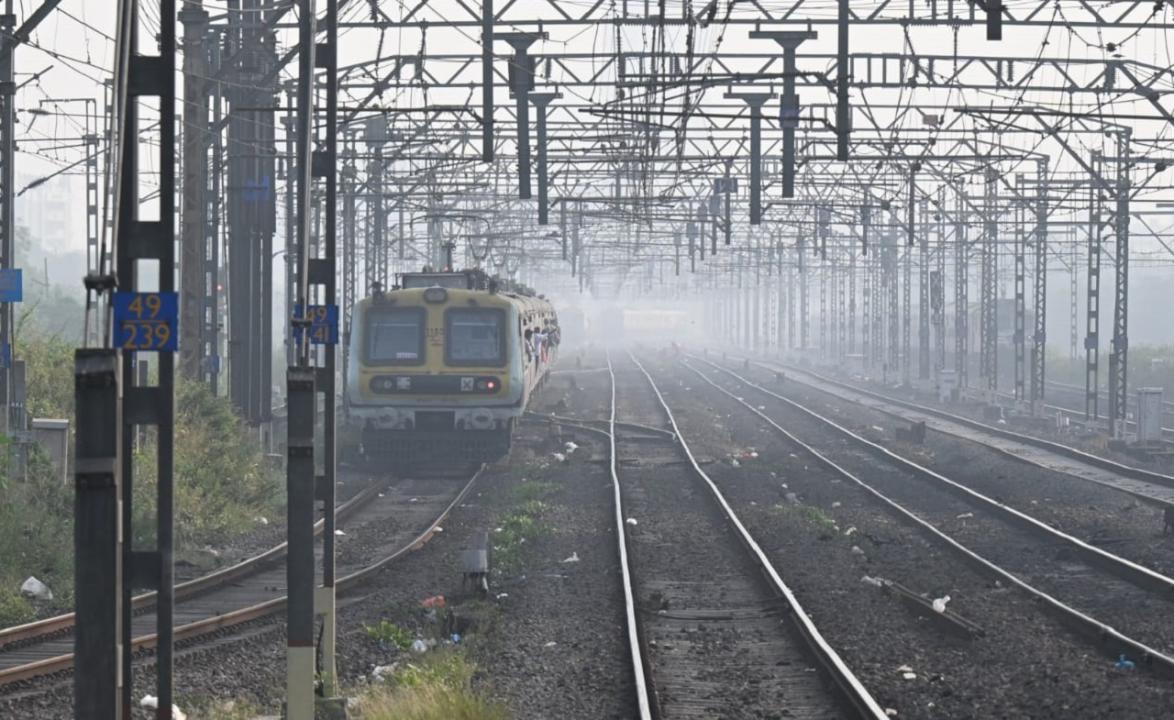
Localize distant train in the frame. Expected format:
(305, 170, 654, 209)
(343, 270, 558, 467)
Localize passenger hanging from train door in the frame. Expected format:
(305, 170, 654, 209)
(524, 328, 535, 364)
(535, 326, 550, 367)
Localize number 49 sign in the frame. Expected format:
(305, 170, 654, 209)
(113, 291, 179, 352)
(293, 304, 339, 345)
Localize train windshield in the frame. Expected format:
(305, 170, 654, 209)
(366, 307, 425, 364)
(446, 308, 505, 366)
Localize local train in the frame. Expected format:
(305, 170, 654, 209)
(343, 270, 558, 467)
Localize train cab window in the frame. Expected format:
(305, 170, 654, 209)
(366, 307, 425, 365)
(446, 308, 506, 366)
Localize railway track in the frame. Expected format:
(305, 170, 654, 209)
(994, 384, 1174, 441)
(599, 350, 886, 719)
(1045, 379, 1174, 429)
(733, 356, 1174, 506)
(678, 354, 1174, 674)
(0, 475, 384, 661)
(0, 468, 483, 691)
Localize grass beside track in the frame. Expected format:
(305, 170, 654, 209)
(489, 478, 559, 573)
(351, 649, 506, 720)
(0, 332, 283, 624)
(196, 651, 503, 720)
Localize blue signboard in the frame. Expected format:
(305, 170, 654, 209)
(243, 175, 273, 204)
(0, 269, 22, 302)
(113, 291, 179, 352)
(293, 304, 339, 346)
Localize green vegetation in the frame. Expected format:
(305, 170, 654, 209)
(492, 500, 550, 573)
(0, 331, 282, 621)
(0, 587, 35, 627)
(509, 479, 559, 504)
(365, 619, 415, 650)
(130, 378, 282, 550)
(352, 649, 506, 720)
(771, 502, 840, 536)
(17, 332, 73, 420)
(798, 505, 839, 533)
(0, 332, 88, 621)
(483, 470, 563, 575)
(0, 445, 75, 622)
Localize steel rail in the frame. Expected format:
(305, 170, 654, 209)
(0, 480, 384, 650)
(693, 355, 1174, 596)
(1047, 379, 1174, 414)
(603, 351, 655, 720)
(682, 356, 1174, 676)
(524, 410, 677, 439)
(521, 415, 613, 442)
(719, 351, 1174, 505)
(626, 352, 889, 720)
(765, 360, 1174, 492)
(0, 468, 483, 687)
(1007, 386, 1174, 441)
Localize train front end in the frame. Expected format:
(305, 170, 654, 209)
(344, 284, 525, 468)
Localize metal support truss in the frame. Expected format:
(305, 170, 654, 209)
(75, 1, 179, 716)
(918, 198, 930, 380)
(902, 235, 912, 385)
(206, 34, 224, 394)
(1069, 227, 1078, 362)
(863, 253, 874, 365)
(981, 166, 999, 392)
(1030, 159, 1048, 404)
(314, 0, 341, 701)
(180, 1, 209, 381)
(848, 242, 856, 355)
(1085, 158, 1103, 420)
(0, 2, 64, 434)
(934, 195, 947, 373)
(1014, 173, 1027, 402)
(798, 234, 809, 351)
(886, 229, 900, 380)
(955, 213, 968, 389)
(1108, 131, 1131, 436)
(226, 0, 276, 424)
(366, 115, 386, 293)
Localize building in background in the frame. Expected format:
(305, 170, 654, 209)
(16, 173, 79, 254)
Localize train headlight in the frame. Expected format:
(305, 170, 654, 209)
(475, 378, 499, 392)
(423, 287, 448, 303)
